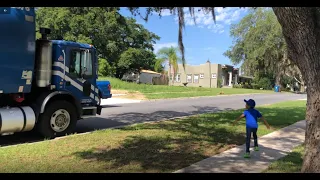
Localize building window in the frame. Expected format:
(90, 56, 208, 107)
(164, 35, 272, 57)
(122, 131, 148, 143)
(200, 74, 204, 79)
(169, 73, 173, 81)
(194, 74, 199, 83)
(175, 74, 181, 82)
(187, 74, 192, 83)
(211, 73, 217, 79)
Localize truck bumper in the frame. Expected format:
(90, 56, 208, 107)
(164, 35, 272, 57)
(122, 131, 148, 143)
(101, 93, 112, 99)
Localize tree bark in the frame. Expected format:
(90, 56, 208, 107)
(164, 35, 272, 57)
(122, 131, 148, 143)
(273, 7, 320, 172)
(275, 62, 282, 89)
(168, 63, 172, 86)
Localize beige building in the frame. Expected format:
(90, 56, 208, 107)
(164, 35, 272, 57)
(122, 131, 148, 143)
(169, 60, 247, 88)
(122, 69, 162, 84)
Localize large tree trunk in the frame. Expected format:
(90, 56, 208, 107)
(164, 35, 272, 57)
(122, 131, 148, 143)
(275, 64, 282, 89)
(273, 7, 320, 172)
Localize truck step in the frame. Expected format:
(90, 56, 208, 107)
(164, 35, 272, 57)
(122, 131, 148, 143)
(81, 106, 97, 118)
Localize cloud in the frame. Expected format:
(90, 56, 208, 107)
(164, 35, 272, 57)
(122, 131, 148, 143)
(173, 7, 247, 34)
(151, 9, 173, 17)
(153, 42, 178, 53)
(159, 9, 172, 16)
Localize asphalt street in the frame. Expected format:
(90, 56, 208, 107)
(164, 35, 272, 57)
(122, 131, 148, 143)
(0, 93, 307, 147)
(76, 93, 306, 132)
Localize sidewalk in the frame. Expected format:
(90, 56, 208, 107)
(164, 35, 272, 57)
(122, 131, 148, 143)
(175, 120, 306, 173)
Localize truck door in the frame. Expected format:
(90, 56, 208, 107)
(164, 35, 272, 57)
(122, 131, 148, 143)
(66, 47, 97, 104)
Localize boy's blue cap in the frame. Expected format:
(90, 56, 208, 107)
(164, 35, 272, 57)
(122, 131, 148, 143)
(244, 99, 256, 107)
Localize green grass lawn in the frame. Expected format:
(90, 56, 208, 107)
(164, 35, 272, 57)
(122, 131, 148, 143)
(264, 144, 304, 173)
(0, 100, 306, 173)
(99, 76, 274, 99)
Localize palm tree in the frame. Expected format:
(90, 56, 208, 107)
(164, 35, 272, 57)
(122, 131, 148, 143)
(128, 7, 216, 69)
(154, 58, 165, 74)
(157, 46, 183, 85)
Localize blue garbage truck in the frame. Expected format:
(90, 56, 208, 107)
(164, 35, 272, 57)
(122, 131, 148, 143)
(0, 7, 112, 138)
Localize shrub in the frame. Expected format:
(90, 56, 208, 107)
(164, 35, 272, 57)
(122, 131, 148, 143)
(233, 84, 242, 88)
(217, 79, 223, 88)
(257, 77, 272, 90)
(242, 83, 253, 89)
(252, 83, 260, 89)
(98, 58, 116, 77)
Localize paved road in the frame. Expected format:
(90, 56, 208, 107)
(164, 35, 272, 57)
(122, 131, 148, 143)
(0, 93, 306, 147)
(76, 93, 306, 132)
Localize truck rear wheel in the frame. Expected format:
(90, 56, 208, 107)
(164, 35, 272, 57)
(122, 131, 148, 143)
(36, 100, 78, 139)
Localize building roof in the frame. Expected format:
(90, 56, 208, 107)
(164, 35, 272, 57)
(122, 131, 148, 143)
(141, 69, 161, 75)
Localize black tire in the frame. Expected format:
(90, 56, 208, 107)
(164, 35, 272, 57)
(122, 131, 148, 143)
(36, 100, 78, 139)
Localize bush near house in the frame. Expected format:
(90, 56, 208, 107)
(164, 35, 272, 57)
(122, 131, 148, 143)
(256, 77, 273, 90)
(234, 77, 273, 90)
(152, 75, 169, 85)
(233, 83, 254, 89)
(233, 84, 242, 89)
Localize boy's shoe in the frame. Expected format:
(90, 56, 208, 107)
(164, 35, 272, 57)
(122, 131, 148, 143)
(243, 152, 250, 158)
(254, 146, 259, 151)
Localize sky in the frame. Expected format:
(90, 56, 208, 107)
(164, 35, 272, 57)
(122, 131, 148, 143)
(119, 7, 249, 68)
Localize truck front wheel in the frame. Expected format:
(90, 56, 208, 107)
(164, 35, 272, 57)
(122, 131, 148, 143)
(36, 100, 78, 139)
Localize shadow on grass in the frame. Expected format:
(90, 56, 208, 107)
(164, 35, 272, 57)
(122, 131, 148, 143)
(73, 126, 245, 172)
(72, 105, 305, 172)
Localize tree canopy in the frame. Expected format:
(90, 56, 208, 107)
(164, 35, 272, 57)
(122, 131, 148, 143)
(117, 48, 157, 75)
(223, 8, 302, 89)
(36, 7, 161, 78)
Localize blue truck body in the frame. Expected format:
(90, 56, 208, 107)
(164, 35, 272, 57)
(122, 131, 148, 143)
(51, 40, 100, 105)
(0, 7, 36, 94)
(96, 81, 112, 99)
(0, 7, 112, 138)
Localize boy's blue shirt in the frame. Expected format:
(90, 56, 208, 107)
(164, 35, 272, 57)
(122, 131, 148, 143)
(244, 108, 262, 128)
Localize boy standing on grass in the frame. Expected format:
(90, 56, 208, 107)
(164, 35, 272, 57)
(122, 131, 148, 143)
(233, 99, 271, 158)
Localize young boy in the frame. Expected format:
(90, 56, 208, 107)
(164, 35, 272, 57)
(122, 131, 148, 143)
(233, 99, 270, 158)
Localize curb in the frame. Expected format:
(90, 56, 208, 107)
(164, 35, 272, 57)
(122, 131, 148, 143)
(145, 93, 268, 102)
